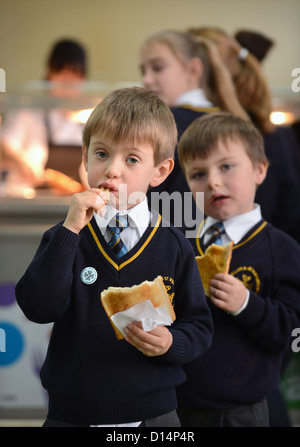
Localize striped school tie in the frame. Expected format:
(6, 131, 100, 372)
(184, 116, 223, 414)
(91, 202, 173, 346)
(108, 214, 128, 258)
(204, 221, 225, 249)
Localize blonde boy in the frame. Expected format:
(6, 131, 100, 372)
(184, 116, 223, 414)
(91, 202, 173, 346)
(176, 112, 300, 427)
(15, 87, 213, 427)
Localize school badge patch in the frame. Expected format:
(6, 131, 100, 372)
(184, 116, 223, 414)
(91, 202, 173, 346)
(163, 276, 175, 304)
(230, 266, 261, 293)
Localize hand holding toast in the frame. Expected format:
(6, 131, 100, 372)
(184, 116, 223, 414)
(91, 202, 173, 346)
(63, 188, 109, 234)
(209, 273, 248, 313)
(124, 322, 173, 356)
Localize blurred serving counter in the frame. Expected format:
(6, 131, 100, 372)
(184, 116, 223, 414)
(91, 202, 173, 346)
(0, 193, 71, 225)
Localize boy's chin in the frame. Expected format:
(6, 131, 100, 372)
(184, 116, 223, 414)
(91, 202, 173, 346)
(110, 198, 143, 211)
(206, 209, 231, 221)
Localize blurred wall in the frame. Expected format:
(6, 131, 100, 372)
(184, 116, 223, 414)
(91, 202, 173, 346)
(0, 0, 299, 88)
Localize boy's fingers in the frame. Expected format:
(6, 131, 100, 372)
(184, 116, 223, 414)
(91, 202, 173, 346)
(210, 278, 230, 293)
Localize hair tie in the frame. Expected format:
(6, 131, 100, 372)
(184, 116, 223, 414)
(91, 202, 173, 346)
(238, 47, 249, 61)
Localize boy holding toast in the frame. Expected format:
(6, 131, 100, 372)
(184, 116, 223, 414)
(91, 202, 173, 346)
(15, 87, 213, 427)
(176, 112, 300, 426)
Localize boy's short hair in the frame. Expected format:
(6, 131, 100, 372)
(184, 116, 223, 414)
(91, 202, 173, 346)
(83, 87, 177, 166)
(178, 112, 268, 169)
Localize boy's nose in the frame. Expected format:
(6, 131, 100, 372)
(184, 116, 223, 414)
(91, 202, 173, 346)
(207, 172, 221, 189)
(105, 160, 121, 178)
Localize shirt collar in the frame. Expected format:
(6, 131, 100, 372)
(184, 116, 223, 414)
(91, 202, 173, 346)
(175, 88, 214, 108)
(201, 204, 262, 244)
(94, 197, 151, 238)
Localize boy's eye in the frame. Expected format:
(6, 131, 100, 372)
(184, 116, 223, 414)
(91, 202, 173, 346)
(127, 157, 139, 165)
(96, 150, 108, 159)
(222, 163, 233, 171)
(192, 171, 205, 179)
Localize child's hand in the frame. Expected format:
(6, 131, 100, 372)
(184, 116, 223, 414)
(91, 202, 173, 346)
(124, 322, 173, 356)
(63, 188, 107, 234)
(209, 273, 248, 314)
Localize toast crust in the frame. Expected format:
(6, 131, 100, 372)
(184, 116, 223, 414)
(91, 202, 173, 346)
(99, 186, 110, 204)
(101, 276, 176, 339)
(196, 241, 234, 297)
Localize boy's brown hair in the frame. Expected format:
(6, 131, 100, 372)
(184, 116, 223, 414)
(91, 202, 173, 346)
(82, 86, 177, 166)
(178, 112, 268, 170)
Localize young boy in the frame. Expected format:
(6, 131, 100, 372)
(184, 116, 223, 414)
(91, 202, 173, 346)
(176, 112, 300, 427)
(15, 87, 213, 427)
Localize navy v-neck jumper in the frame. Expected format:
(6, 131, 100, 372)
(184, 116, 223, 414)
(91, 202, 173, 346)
(16, 213, 213, 425)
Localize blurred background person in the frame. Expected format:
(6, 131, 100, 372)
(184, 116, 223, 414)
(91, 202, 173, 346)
(140, 30, 249, 231)
(0, 38, 88, 194)
(188, 26, 300, 246)
(234, 29, 275, 63)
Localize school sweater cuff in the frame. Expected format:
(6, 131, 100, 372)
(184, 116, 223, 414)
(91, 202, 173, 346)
(160, 330, 188, 365)
(230, 290, 250, 316)
(232, 290, 265, 328)
(47, 224, 81, 259)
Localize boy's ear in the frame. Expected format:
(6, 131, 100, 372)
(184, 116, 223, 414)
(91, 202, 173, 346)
(150, 158, 174, 187)
(82, 146, 88, 171)
(255, 161, 268, 186)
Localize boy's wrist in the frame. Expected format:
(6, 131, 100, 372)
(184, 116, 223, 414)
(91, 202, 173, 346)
(63, 222, 81, 234)
(230, 289, 250, 316)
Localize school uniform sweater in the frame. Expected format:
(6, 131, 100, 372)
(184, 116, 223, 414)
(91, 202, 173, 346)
(15, 213, 213, 425)
(177, 219, 300, 410)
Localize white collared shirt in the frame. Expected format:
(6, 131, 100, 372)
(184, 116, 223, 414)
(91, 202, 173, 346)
(93, 197, 151, 251)
(92, 199, 151, 427)
(200, 205, 262, 315)
(175, 88, 214, 108)
(201, 204, 262, 246)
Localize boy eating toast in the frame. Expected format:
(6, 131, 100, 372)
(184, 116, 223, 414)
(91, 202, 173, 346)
(176, 112, 300, 427)
(15, 87, 213, 427)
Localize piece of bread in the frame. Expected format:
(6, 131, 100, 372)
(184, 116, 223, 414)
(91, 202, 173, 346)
(196, 242, 233, 297)
(101, 275, 176, 339)
(99, 186, 110, 204)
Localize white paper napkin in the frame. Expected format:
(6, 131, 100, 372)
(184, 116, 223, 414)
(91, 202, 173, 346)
(111, 299, 173, 338)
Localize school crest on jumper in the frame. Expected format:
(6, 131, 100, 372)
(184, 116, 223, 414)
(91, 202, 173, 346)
(230, 266, 261, 294)
(163, 276, 175, 304)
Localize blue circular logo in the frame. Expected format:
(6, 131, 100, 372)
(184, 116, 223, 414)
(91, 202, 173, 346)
(0, 322, 25, 366)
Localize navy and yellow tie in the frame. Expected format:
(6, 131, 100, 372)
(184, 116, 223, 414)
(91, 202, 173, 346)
(108, 214, 128, 258)
(204, 221, 225, 249)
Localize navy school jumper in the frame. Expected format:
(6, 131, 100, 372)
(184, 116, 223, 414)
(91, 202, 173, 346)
(177, 219, 300, 410)
(15, 212, 213, 425)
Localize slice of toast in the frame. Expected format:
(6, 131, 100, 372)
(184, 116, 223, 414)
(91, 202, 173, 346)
(99, 186, 110, 204)
(196, 242, 233, 297)
(101, 275, 176, 340)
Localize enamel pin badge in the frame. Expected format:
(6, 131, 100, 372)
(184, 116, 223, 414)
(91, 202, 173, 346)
(80, 267, 98, 285)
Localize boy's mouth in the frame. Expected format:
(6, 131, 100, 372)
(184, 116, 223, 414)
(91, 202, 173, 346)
(99, 182, 118, 193)
(209, 194, 229, 205)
